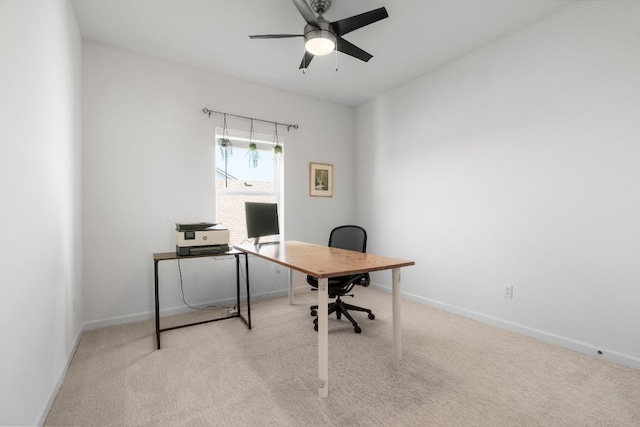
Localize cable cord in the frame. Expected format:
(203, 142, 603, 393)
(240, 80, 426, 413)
(176, 254, 283, 310)
(177, 258, 229, 311)
(238, 256, 284, 305)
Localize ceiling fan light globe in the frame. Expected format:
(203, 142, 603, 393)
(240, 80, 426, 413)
(305, 37, 335, 56)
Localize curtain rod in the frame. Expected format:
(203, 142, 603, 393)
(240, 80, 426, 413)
(202, 108, 299, 131)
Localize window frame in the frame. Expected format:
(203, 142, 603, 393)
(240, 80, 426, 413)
(214, 127, 284, 245)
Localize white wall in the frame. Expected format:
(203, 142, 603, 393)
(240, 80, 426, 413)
(82, 42, 356, 327)
(0, 0, 82, 425)
(356, 0, 640, 369)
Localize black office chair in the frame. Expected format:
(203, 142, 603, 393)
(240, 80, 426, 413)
(307, 225, 375, 334)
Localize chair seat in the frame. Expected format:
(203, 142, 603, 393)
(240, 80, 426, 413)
(306, 275, 365, 290)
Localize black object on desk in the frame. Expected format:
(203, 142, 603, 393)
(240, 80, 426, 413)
(153, 249, 251, 349)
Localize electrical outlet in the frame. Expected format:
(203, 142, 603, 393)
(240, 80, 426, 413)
(503, 285, 513, 299)
(275, 264, 281, 273)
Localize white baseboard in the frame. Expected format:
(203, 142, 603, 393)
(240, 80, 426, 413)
(83, 288, 289, 330)
(370, 283, 640, 371)
(38, 328, 83, 426)
(85, 281, 640, 371)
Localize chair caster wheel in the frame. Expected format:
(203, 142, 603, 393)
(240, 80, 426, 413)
(354, 326, 361, 333)
(311, 309, 317, 316)
(368, 313, 375, 320)
(314, 324, 318, 331)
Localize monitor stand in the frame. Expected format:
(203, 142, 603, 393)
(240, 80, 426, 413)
(254, 236, 280, 248)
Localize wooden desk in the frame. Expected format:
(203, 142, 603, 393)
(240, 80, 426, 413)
(234, 241, 414, 398)
(153, 250, 251, 350)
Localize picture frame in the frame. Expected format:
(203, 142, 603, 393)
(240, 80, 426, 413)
(309, 163, 333, 197)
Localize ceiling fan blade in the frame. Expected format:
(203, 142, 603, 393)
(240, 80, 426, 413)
(336, 37, 373, 62)
(249, 34, 303, 39)
(298, 51, 315, 69)
(292, 0, 319, 27)
(332, 7, 389, 37)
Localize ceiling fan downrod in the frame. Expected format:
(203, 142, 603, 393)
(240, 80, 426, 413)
(310, 0, 331, 15)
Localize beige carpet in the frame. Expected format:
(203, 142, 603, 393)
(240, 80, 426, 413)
(46, 288, 640, 426)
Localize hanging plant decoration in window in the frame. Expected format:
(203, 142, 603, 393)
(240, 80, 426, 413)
(273, 123, 283, 163)
(218, 113, 233, 160)
(247, 119, 260, 168)
(219, 113, 233, 188)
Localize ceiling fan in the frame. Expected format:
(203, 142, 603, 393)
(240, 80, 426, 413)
(249, 0, 389, 71)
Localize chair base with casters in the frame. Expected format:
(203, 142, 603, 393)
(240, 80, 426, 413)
(307, 273, 375, 334)
(310, 293, 375, 334)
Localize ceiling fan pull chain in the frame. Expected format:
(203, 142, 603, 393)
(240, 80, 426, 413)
(335, 48, 338, 72)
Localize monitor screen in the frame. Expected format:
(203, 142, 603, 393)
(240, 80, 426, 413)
(245, 202, 280, 245)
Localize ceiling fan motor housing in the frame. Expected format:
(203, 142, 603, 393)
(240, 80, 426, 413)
(304, 20, 336, 41)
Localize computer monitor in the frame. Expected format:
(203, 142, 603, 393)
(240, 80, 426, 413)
(245, 202, 280, 246)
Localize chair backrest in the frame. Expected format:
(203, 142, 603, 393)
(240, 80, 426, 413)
(328, 225, 367, 253)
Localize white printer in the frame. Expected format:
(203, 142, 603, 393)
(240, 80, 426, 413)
(175, 222, 230, 256)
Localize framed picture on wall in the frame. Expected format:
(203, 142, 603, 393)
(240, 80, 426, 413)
(309, 163, 333, 197)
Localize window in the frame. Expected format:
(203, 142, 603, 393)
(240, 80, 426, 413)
(215, 128, 283, 245)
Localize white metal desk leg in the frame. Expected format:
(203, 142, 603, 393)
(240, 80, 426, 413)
(288, 268, 294, 305)
(318, 277, 329, 398)
(392, 268, 402, 370)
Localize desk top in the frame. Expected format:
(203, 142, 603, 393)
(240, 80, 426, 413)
(234, 241, 414, 278)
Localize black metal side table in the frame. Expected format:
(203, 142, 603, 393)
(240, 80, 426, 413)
(153, 249, 251, 349)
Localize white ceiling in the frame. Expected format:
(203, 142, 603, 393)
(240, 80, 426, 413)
(70, 0, 572, 106)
